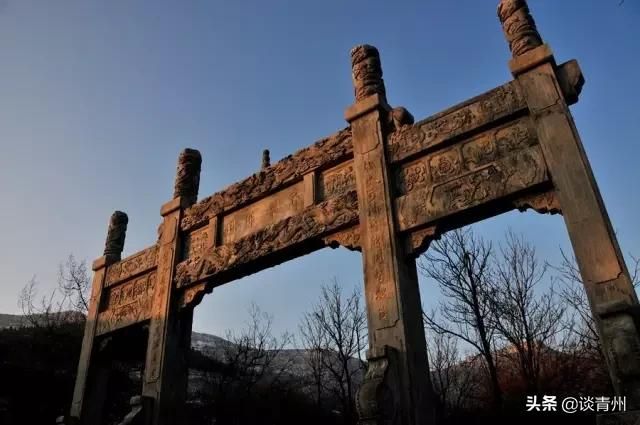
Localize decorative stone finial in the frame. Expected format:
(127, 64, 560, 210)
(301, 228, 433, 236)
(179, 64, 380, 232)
(104, 211, 128, 258)
(498, 0, 543, 57)
(350, 44, 386, 102)
(173, 148, 202, 206)
(262, 149, 270, 169)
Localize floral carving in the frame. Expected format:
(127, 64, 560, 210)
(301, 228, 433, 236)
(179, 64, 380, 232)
(323, 226, 361, 252)
(430, 150, 462, 183)
(173, 148, 202, 206)
(104, 211, 128, 259)
(478, 83, 525, 124)
(495, 120, 534, 154)
(179, 282, 213, 309)
(105, 245, 158, 286)
(407, 226, 440, 257)
(396, 145, 548, 232)
(96, 272, 156, 335)
(462, 136, 497, 170)
(514, 190, 561, 215)
(184, 227, 210, 260)
(498, 0, 543, 57)
(388, 82, 526, 162)
(323, 165, 356, 200)
(444, 166, 503, 210)
(181, 128, 352, 231)
(399, 161, 429, 193)
(350, 44, 386, 102)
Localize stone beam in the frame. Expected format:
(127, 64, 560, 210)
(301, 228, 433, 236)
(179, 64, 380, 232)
(394, 117, 549, 236)
(175, 190, 359, 295)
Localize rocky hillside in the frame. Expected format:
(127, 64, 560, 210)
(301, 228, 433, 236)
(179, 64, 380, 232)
(0, 313, 26, 328)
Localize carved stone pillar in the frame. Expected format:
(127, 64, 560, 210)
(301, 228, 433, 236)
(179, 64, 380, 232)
(262, 149, 271, 169)
(69, 211, 128, 424)
(346, 45, 435, 425)
(142, 149, 201, 425)
(498, 0, 640, 421)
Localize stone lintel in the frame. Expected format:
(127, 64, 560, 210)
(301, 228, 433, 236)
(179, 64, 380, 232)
(160, 197, 188, 217)
(345, 93, 390, 123)
(92, 255, 119, 271)
(509, 43, 555, 76)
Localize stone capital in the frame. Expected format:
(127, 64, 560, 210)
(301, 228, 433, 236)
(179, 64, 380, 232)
(160, 197, 189, 217)
(91, 255, 119, 271)
(509, 43, 555, 76)
(344, 93, 390, 123)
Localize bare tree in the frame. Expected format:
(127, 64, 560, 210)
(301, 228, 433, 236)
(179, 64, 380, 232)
(552, 249, 640, 353)
(426, 330, 478, 418)
(298, 279, 367, 423)
(488, 230, 565, 393)
(419, 228, 502, 409)
(201, 303, 294, 423)
(550, 249, 640, 393)
(57, 255, 91, 314)
(299, 308, 329, 412)
(18, 254, 89, 329)
(219, 303, 292, 396)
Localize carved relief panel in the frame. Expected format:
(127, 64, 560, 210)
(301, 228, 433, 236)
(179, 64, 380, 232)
(96, 271, 156, 335)
(394, 116, 547, 232)
(319, 161, 357, 201)
(221, 181, 305, 244)
(104, 246, 158, 287)
(388, 81, 526, 162)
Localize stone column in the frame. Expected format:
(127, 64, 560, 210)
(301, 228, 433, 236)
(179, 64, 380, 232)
(142, 148, 201, 425)
(69, 211, 128, 424)
(345, 45, 435, 425)
(498, 0, 640, 420)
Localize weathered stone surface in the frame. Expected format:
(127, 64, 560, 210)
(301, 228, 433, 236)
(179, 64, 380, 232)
(498, 0, 543, 57)
(175, 190, 359, 288)
(351, 44, 386, 102)
(104, 211, 128, 259)
(514, 189, 561, 215)
(395, 118, 547, 232)
(356, 346, 401, 425)
(395, 116, 536, 195)
(96, 272, 156, 336)
(348, 61, 434, 423)
(173, 149, 202, 206)
(319, 161, 357, 201)
(323, 226, 361, 252)
(70, 7, 640, 422)
(183, 226, 212, 261)
(221, 180, 306, 245)
(513, 50, 640, 406)
(388, 81, 527, 162)
(180, 128, 352, 231)
(406, 226, 439, 257)
(601, 312, 640, 405)
(105, 245, 158, 287)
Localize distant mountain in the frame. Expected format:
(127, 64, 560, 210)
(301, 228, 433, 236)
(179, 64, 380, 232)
(1, 312, 365, 393)
(0, 311, 85, 328)
(0, 313, 26, 328)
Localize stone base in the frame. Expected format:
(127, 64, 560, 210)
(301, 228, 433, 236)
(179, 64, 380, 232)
(597, 410, 640, 425)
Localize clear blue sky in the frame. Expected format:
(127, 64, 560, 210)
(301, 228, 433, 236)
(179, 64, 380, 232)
(0, 0, 638, 339)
